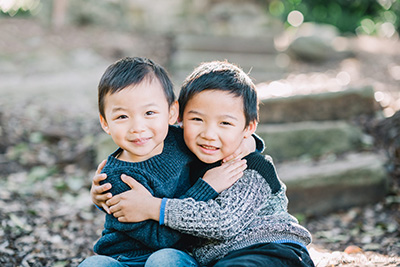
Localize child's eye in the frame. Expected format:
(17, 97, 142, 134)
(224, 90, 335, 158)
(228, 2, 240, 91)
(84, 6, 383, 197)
(145, 111, 156, 116)
(116, 115, 128, 120)
(190, 117, 202, 122)
(221, 121, 233, 126)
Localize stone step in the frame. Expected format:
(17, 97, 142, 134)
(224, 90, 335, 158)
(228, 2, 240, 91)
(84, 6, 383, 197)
(171, 50, 285, 72)
(258, 86, 379, 123)
(172, 69, 286, 92)
(174, 34, 277, 54)
(276, 152, 388, 215)
(256, 121, 369, 163)
(170, 50, 287, 89)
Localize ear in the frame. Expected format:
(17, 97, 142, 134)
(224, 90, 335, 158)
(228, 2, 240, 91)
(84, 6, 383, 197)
(168, 101, 179, 125)
(243, 120, 257, 138)
(99, 114, 111, 135)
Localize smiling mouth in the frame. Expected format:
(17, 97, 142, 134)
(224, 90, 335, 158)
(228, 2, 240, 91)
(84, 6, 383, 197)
(199, 144, 219, 152)
(131, 137, 151, 145)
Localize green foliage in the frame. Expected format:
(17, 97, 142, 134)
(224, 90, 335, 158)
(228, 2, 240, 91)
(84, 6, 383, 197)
(264, 0, 400, 35)
(0, 9, 31, 17)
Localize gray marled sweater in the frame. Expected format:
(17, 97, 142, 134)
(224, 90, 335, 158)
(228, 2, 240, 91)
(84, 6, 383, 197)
(163, 153, 312, 266)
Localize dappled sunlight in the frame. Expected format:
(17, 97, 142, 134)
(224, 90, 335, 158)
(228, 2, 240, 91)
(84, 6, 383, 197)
(309, 245, 400, 267)
(256, 70, 354, 99)
(388, 64, 400, 80)
(0, 0, 40, 16)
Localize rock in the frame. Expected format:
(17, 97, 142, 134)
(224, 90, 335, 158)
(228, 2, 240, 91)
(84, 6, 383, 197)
(258, 86, 380, 123)
(286, 23, 353, 62)
(256, 121, 367, 162)
(344, 245, 363, 254)
(277, 152, 388, 215)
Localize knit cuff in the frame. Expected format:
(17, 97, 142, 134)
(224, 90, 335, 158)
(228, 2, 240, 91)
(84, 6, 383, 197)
(182, 178, 218, 201)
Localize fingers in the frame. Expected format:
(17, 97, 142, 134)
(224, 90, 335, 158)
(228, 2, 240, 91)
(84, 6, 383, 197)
(101, 203, 111, 214)
(222, 159, 247, 172)
(117, 216, 127, 223)
(96, 159, 107, 175)
(109, 203, 121, 214)
(91, 173, 112, 207)
(93, 179, 111, 194)
(96, 191, 112, 202)
(222, 151, 240, 163)
(121, 174, 140, 189)
(229, 172, 244, 184)
(92, 171, 111, 196)
(224, 159, 246, 179)
(106, 195, 119, 207)
(93, 172, 107, 185)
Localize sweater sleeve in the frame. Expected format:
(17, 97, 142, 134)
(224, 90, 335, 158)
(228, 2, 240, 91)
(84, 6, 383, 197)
(180, 178, 218, 201)
(159, 176, 218, 226)
(163, 170, 272, 240)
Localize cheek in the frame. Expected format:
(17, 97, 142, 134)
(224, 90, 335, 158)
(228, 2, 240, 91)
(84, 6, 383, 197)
(183, 130, 192, 144)
(183, 128, 196, 146)
(221, 133, 243, 151)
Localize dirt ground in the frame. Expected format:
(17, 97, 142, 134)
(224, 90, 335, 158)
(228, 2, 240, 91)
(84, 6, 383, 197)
(0, 18, 399, 266)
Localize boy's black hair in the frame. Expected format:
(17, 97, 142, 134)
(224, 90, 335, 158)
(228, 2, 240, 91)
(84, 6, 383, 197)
(98, 57, 175, 119)
(178, 61, 258, 126)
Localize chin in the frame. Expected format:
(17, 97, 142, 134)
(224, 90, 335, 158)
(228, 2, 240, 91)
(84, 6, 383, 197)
(198, 155, 221, 164)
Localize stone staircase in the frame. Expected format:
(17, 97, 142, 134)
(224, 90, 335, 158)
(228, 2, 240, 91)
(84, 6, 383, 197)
(170, 34, 388, 217)
(256, 87, 387, 216)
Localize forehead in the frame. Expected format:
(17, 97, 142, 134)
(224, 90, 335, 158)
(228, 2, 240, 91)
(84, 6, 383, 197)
(188, 89, 242, 104)
(104, 78, 168, 107)
(185, 90, 245, 116)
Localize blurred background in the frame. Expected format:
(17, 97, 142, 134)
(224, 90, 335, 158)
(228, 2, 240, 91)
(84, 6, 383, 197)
(0, 0, 399, 266)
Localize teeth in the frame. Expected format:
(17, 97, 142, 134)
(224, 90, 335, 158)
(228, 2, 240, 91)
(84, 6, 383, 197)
(201, 145, 217, 150)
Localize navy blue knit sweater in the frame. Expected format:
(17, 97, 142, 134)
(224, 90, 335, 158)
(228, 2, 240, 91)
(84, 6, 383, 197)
(93, 125, 218, 258)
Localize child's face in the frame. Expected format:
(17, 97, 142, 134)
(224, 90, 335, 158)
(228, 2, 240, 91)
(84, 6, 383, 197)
(100, 78, 178, 162)
(182, 90, 256, 164)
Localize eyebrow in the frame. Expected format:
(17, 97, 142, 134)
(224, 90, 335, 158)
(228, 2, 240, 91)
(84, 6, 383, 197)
(111, 103, 161, 113)
(187, 110, 239, 121)
(111, 107, 127, 113)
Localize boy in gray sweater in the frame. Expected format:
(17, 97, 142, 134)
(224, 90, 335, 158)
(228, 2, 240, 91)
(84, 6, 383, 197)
(106, 61, 315, 267)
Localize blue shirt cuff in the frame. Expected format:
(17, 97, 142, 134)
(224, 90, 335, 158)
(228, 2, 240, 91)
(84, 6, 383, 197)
(273, 239, 307, 249)
(159, 198, 167, 225)
(94, 204, 104, 212)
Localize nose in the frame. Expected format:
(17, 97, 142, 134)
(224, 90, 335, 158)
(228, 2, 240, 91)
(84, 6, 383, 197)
(129, 117, 145, 133)
(200, 124, 217, 140)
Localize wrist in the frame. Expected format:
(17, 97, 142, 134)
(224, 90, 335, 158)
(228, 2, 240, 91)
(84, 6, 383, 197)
(148, 197, 162, 221)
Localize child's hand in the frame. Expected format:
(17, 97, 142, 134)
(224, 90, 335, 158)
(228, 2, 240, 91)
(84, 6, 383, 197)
(222, 137, 255, 163)
(202, 159, 247, 193)
(107, 174, 161, 223)
(90, 160, 112, 214)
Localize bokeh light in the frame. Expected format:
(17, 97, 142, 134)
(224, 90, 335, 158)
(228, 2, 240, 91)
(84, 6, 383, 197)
(287, 10, 304, 27)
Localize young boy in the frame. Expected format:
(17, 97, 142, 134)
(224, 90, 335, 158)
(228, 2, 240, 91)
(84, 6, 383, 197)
(108, 61, 315, 267)
(79, 57, 256, 267)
